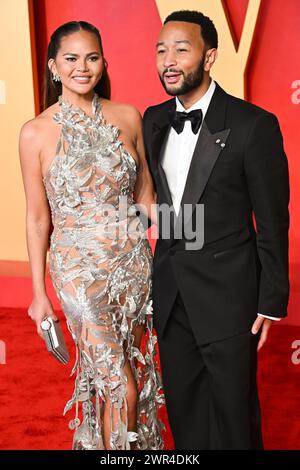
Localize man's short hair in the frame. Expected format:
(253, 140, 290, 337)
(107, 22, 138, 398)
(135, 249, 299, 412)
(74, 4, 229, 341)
(164, 10, 218, 49)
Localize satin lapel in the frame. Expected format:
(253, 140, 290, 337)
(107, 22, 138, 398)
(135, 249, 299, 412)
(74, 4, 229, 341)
(175, 82, 231, 232)
(175, 122, 231, 231)
(153, 123, 177, 238)
(151, 100, 175, 213)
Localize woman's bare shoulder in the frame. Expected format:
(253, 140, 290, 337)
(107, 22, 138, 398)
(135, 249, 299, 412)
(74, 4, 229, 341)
(20, 103, 60, 144)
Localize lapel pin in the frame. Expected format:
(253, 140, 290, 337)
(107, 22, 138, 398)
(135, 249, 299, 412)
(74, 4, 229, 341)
(215, 138, 226, 148)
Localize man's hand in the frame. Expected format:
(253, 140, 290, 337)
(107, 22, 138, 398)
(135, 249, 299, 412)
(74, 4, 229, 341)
(251, 316, 272, 351)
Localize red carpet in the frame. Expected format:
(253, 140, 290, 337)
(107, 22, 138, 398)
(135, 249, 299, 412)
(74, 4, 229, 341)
(0, 307, 299, 450)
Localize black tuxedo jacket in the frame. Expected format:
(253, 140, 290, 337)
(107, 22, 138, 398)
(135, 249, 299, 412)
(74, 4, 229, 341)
(142, 83, 289, 345)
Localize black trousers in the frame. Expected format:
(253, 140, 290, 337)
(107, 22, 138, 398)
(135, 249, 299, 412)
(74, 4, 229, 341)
(158, 293, 264, 450)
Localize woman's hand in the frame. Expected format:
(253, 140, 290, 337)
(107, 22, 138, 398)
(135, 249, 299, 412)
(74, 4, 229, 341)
(28, 295, 58, 339)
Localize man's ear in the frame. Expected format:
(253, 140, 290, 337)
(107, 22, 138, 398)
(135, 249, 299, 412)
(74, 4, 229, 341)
(204, 49, 218, 72)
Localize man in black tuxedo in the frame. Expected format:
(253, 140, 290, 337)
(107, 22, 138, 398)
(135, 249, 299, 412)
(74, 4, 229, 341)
(142, 10, 289, 449)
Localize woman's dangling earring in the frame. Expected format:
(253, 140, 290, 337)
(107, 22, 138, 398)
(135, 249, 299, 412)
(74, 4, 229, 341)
(52, 72, 61, 82)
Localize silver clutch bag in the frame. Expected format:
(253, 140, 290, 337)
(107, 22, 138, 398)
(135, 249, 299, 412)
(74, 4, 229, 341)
(41, 317, 69, 364)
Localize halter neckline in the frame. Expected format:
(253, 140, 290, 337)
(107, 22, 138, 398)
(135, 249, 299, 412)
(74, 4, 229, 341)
(57, 93, 100, 121)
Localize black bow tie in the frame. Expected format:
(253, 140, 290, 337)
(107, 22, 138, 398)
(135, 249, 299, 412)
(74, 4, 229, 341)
(169, 109, 203, 134)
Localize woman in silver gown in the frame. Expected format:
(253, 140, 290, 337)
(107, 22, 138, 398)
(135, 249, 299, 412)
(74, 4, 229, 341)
(19, 21, 164, 450)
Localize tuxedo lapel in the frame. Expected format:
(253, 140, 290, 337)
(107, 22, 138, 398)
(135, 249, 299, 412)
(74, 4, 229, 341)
(176, 122, 231, 231)
(175, 83, 231, 231)
(151, 100, 176, 230)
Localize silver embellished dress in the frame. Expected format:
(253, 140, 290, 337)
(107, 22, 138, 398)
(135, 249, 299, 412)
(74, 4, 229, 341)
(43, 93, 165, 450)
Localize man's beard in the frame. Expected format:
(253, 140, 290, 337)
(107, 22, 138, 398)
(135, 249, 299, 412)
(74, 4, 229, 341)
(159, 56, 205, 96)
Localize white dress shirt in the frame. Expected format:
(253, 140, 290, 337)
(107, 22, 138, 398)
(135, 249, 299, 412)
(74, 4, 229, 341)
(161, 79, 279, 322)
(161, 79, 216, 216)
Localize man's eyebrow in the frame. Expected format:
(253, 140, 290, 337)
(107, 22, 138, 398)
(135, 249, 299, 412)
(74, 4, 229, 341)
(175, 40, 191, 45)
(156, 40, 191, 47)
(62, 52, 100, 56)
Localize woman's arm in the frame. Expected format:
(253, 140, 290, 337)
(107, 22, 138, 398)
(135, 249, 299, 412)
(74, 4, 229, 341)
(19, 120, 57, 337)
(132, 110, 157, 226)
